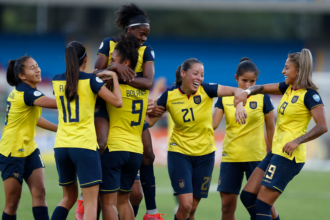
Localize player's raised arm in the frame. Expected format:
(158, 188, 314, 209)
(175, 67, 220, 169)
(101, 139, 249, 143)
(97, 71, 123, 108)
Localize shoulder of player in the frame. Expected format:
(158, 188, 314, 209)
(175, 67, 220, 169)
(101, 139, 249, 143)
(52, 72, 66, 81)
(304, 89, 321, 100)
(102, 37, 117, 43)
(16, 82, 36, 92)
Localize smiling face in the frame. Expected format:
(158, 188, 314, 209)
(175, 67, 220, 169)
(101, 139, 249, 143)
(282, 58, 299, 85)
(127, 25, 150, 47)
(18, 58, 41, 86)
(181, 63, 204, 94)
(235, 71, 257, 90)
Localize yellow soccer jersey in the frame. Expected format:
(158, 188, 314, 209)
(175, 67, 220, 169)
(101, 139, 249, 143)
(272, 82, 324, 163)
(0, 83, 44, 157)
(106, 84, 149, 154)
(215, 94, 274, 162)
(97, 37, 155, 74)
(157, 83, 218, 156)
(52, 72, 105, 150)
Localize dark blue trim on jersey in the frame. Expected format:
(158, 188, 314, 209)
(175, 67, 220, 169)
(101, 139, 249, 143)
(143, 45, 155, 63)
(202, 83, 218, 98)
(304, 89, 324, 111)
(278, 81, 289, 94)
(97, 37, 118, 56)
(16, 83, 45, 106)
(263, 94, 274, 114)
(214, 97, 223, 109)
(157, 90, 168, 110)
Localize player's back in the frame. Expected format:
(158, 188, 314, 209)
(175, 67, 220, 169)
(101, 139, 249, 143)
(106, 84, 149, 154)
(53, 71, 104, 150)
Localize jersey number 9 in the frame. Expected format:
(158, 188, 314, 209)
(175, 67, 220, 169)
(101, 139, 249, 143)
(59, 96, 79, 123)
(131, 100, 143, 126)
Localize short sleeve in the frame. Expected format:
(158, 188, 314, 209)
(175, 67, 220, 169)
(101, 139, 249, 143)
(278, 81, 289, 94)
(263, 94, 274, 114)
(97, 38, 111, 56)
(202, 83, 218, 98)
(304, 90, 324, 111)
(90, 75, 106, 94)
(143, 121, 150, 131)
(214, 97, 223, 109)
(24, 89, 45, 106)
(157, 90, 168, 110)
(143, 45, 155, 63)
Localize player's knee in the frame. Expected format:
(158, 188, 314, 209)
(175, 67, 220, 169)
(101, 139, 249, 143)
(142, 152, 155, 165)
(221, 202, 236, 215)
(62, 192, 78, 208)
(130, 190, 143, 205)
(5, 195, 20, 213)
(31, 186, 46, 202)
(179, 202, 192, 214)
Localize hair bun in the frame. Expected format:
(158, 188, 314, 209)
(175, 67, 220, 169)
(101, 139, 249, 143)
(240, 57, 251, 63)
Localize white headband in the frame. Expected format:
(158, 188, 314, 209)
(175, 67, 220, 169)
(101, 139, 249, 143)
(126, 23, 149, 29)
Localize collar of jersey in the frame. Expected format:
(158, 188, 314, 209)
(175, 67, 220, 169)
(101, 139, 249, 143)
(178, 86, 197, 99)
(16, 82, 34, 92)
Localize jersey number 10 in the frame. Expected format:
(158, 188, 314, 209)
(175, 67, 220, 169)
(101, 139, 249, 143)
(59, 96, 79, 123)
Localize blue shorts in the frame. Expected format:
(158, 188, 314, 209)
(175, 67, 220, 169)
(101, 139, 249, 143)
(95, 98, 109, 121)
(0, 149, 44, 185)
(168, 151, 215, 198)
(54, 148, 102, 188)
(217, 161, 260, 194)
(100, 151, 143, 193)
(260, 154, 304, 194)
(257, 151, 273, 172)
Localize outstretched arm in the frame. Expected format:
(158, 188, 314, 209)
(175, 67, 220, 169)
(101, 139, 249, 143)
(37, 117, 57, 132)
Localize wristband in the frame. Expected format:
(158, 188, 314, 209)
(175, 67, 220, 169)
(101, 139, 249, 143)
(244, 89, 251, 95)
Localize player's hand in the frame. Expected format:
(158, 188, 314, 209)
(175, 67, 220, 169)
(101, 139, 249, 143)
(147, 99, 155, 113)
(96, 70, 115, 81)
(147, 99, 166, 117)
(234, 91, 248, 107)
(92, 69, 98, 74)
(111, 63, 136, 82)
(282, 141, 299, 157)
(235, 102, 247, 125)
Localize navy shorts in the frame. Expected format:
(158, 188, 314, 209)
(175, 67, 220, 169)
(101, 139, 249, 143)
(260, 154, 304, 194)
(100, 151, 143, 193)
(168, 151, 215, 198)
(217, 161, 260, 194)
(54, 148, 102, 188)
(95, 98, 109, 121)
(258, 151, 273, 172)
(0, 148, 44, 185)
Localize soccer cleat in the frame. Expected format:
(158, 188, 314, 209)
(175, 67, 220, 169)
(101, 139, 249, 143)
(75, 199, 84, 220)
(143, 213, 165, 220)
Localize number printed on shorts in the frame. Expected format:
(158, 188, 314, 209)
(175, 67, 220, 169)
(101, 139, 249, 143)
(131, 100, 143, 126)
(265, 165, 277, 180)
(201, 177, 211, 191)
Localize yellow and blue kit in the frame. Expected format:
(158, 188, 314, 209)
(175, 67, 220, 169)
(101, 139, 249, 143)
(0, 82, 45, 184)
(259, 81, 323, 193)
(157, 83, 218, 198)
(214, 94, 274, 194)
(52, 71, 105, 187)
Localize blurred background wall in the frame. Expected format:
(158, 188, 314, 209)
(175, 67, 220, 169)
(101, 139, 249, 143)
(0, 0, 329, 169)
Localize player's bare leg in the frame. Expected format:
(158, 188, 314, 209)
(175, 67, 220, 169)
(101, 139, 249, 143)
(3, 177, 22, 216)
(117, 191, 134, 220)
(176, 193, 193, 220)
(189, 196, 201, 220)
(26, 168, 47, 207)
(80, 184, 99, 220)
(220, 192, 238, 220)
(130, 180, 143, 216)
(100, 192, 118, 220)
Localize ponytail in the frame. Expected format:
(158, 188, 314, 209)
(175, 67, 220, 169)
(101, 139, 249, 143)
(173, 66, 182, 86)
(6, 55, 31, 86)
(64, 41, 86, 102)
(288, 48, 317, 90)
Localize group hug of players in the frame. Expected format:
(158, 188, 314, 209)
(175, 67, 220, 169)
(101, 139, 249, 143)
(0, 3, 328, 220)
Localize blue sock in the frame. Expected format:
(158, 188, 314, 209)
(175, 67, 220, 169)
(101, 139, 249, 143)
(132, 206, 139, 217)
(140, 164, 157, 213)
(240, 190, 257, 220)
(32, 206, 49, 220)
(273, 215, 280, 220)
(51, 206, 69, 220)
(256, 199, 272, 220)
(2, 212, 16, 220)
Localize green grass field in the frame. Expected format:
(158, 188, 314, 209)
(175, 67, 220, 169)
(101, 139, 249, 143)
(0, 163, 329, 220)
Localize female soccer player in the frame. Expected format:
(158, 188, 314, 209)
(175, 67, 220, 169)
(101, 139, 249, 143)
(51, 41, 122, 220)
(213, 57, 279, 220)
(0, 56, 57, 220)
(146, 58, 247, 220)
(89, 3, 162, 220)
(234, 49, 328, 220)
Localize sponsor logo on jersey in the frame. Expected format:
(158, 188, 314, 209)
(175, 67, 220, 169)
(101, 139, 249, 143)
(291, 96, 299, 103)
(18, 149, 25, 152)
(226, 104, 234, 106)
(250, 101, 257, 109)
(313, 94, 320, 102)
(222, 153, 227, 156)
(171, 102, 184, 105)
(170, 142, 177, 146)
(34, 91, 42, 97)
(194, 95, 201, 104)
(179, 179, 185, 188)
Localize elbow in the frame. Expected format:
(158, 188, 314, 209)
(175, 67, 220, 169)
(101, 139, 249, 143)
(322, 125, 328, 134)
(114, 100, 123, 108)
(212, 125, 218, 130)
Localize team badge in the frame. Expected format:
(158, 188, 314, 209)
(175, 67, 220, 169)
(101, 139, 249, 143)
(99, 42, 104, 49)
(193, 95, 201, 104)
(13, 173, 19, 179)
(250, 101, 257, 109)
(34, 91, 42, 97)
(96, 77, 103, 83)
(313, 94, 320, 102)
(151, 51, 155, 59)
(179, 179, 185, 188)
(291, 96, 299, 103)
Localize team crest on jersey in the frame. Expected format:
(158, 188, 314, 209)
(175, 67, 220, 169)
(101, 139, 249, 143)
(194, 95, 201, 104)
(250, 101, 257, 109)
(313, 94, 320, 102)
(291, 96, 299, 103)
(179, 179, 185, 188)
